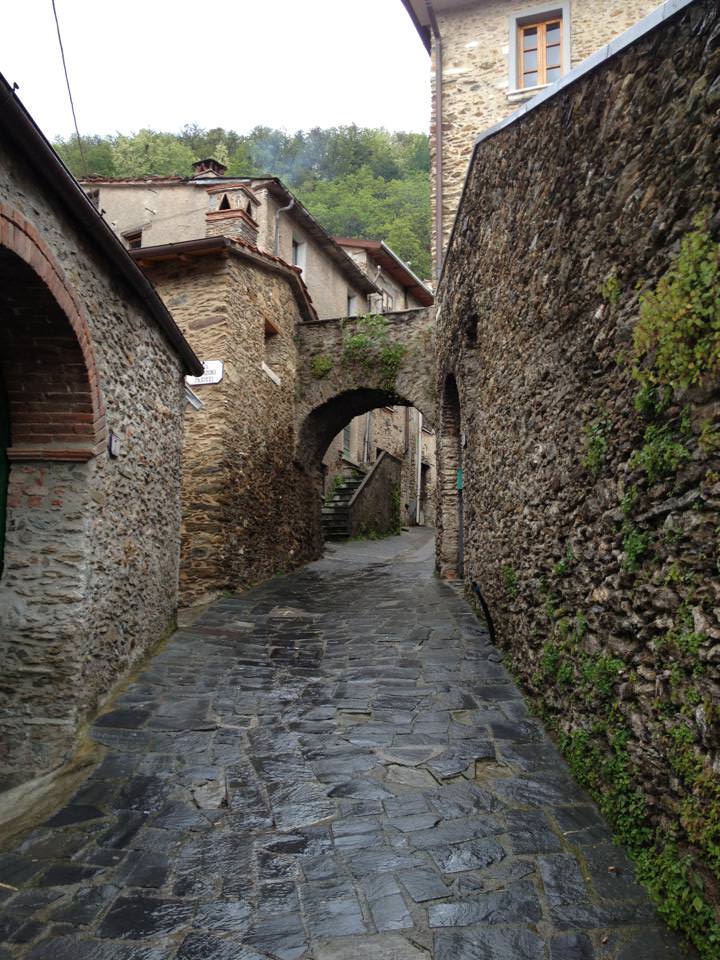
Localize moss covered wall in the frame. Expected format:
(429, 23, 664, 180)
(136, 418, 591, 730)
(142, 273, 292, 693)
(435, 1, 720, 952)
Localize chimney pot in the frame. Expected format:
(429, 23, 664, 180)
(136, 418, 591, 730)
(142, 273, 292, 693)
(192, 158, 228, 178)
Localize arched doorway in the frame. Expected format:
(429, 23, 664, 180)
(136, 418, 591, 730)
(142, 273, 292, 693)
(438, 373, 463, 579)
(0, 226, 104, 787)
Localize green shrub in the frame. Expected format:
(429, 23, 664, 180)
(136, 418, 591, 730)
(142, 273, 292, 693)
(582, 417, 609, 477)
(311, 354, 333, 378)
(622, 525, 651, 571)
(629, 424, 690, 484)
(632, 217, 720, 395)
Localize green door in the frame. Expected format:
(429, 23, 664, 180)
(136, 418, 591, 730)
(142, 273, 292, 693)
(0, 381, 8, 577)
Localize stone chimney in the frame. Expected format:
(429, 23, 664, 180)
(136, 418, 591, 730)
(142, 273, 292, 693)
(192, 158, 228, 178)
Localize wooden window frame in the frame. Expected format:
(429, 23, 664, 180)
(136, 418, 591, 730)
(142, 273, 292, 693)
(518, 15, 563, 90)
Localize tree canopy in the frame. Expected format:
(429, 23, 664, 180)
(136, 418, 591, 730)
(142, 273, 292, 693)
(54, 124, 431, 278)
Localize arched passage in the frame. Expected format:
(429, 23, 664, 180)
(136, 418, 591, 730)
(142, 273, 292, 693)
(296, 387, 415, 473)
(437, 373, 463, 579)
(296, 386, 435, 545)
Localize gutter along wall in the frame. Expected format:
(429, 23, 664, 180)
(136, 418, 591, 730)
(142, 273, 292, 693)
(435, 0, 720, 942)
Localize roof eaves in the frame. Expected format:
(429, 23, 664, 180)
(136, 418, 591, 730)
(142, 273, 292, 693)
(400, 0, 432, 52)
(0, 76, 201, 375)
(130, 236, 319, 324)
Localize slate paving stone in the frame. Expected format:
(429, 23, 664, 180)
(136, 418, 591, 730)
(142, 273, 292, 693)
(428, 879, 543, 926)
(434, 927, 547, 960)
(397, 867, 451, 902)
(27, 938, 172, 960)
(507, 810, 564, 854)
(245, 912, 308, 960)
(176, 933, 262, 960)
(0, 531, 692, 959)
(428, 838, 506, 874)
(98, 895, 194, 939)
(362, 875, 413, 931)
(48, 884, 119, 925)
(581, 843, 646, 900)
(550, 931, 595, 959)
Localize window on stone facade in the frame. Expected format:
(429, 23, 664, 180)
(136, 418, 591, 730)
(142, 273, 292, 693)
(517, 14, 563, 89)
(347, 293, 358, 317)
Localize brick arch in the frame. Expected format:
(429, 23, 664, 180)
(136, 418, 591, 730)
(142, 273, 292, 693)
(0, 203, 106, 460)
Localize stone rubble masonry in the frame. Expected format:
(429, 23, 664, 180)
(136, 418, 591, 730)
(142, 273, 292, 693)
(430, 0, 660, 264)
(436, 0, 719, 878)
(295, 308, 437, 475)
(145, 253, 319, 607)
(0, 145, 187, 791)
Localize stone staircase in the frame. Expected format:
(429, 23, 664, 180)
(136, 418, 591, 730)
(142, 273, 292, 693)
(321, 466, 366, 540)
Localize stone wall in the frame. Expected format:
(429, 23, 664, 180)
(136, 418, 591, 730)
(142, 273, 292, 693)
(430, 0, 660, 263)
(146, 251, 320, 606)
(348, 452, 403, 537)
(435, 0, 720, 944)
(0, 156, 187, 791)
(322, 406, 435, 529)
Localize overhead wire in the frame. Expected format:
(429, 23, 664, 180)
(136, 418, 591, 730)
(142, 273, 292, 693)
(50, 0, 87, 176)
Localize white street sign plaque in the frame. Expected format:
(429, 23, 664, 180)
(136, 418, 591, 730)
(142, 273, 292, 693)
(186, 360, 224, 386)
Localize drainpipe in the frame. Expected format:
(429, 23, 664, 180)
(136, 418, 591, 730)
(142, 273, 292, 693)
(416, 411, 423, 525)
(274, 197, 295, 257)
(425, 0, 443, 281)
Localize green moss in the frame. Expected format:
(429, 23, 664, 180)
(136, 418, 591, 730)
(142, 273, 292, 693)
(311, 354, 333, 378)
(632, 216, 720, 396)
(502, 564, 519, 599)
(600, 270, 622, 306)
(582, 416, 609, 477)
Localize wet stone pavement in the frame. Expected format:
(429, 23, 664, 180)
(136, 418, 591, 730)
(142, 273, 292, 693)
(0, 530, 691, 959)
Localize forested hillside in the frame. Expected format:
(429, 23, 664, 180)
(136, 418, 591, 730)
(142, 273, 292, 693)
(54, 125, 432, 279)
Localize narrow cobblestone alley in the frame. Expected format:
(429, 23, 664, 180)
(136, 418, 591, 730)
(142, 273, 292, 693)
(0, 531, 691, 959)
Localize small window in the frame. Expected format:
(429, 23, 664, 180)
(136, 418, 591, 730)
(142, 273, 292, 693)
(518, 14, 563, 89)
(264, 318, 283, 370)
(291, 238, 307, 272)
(347, 293, 358, 317)
(123, 230, 142, 250)
(219, 194, 231, 210)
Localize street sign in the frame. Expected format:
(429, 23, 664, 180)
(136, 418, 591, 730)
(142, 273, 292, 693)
(186, 360, 224, 386)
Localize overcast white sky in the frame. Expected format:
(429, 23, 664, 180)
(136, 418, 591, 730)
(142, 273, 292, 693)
(1, 0, 430, 141)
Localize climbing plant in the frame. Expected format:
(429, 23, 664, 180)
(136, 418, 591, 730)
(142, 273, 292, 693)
(341, 314, 406, 392)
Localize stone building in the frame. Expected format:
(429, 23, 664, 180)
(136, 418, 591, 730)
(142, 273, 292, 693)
(89, 166, 437, 572)
(130, 236, 319, 606)
(432, 0, 719, 937)
(323, 239, 436, 530)
(82, 163, 377, 320)
(0, 76, 201, 804)
(401, 0, 662, 270)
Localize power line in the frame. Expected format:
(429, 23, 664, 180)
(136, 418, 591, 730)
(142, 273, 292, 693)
(50, 0, 87, 176)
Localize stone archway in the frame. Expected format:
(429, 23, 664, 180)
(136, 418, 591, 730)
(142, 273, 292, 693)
(437, 373, 463, 579)
(0, 211, 104, 787)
